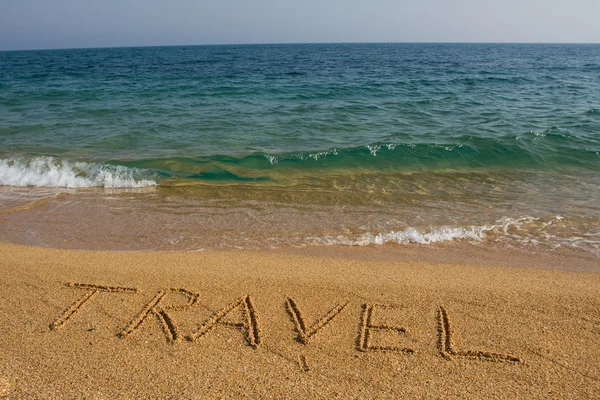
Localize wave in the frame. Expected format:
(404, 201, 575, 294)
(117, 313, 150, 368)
(305, 225, 492, 246)
(301, 216, 600, 254)
(110, 133, 599, 182)
(0, 156, 156, 188)
(2, 132, 599, 186)
(258, 133, 600, 171)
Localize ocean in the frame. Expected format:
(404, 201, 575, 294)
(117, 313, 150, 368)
(1, 43, 599, 253)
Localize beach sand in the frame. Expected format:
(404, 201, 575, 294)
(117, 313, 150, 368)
(0, 242, 599, 398)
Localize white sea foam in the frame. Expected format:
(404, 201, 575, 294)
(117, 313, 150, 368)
(305, 225, 494, 246)
(367, 144, 382, 156)
(301, 215, 600, 253)
(0, 156, 156, 188)
(264, 154, 278, 165)
(307, 148, 339, 160)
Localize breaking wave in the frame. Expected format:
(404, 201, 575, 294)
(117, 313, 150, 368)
(302, 216, 600, 254)
(305, 225, 493, 246)
(0, 156, 156, 188)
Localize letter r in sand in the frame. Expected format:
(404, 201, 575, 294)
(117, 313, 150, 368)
(119, 289, 199, 343)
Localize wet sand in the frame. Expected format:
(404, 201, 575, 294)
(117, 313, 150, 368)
(0, 243, 599, 398)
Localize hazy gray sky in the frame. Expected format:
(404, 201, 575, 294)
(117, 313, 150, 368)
(1, 0, 599, 50)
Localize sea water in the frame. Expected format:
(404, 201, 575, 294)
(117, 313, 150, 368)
(1, 43, 599, 252)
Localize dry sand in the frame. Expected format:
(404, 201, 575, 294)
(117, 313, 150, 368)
(0, 242, 599, 399)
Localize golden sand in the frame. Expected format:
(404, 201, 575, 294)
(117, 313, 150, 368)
(0, 243, 599, 398)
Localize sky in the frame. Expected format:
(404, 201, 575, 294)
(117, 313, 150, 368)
(1, 0, 599, 51)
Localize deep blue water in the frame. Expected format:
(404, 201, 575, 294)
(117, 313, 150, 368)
(1, 44, 599, 175)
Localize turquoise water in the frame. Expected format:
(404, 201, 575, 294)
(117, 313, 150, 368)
(1, 44, 599, 252)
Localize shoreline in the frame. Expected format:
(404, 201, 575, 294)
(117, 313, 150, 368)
(1, 177, 599, 256)
(3, 238, 599, 273)
(1, 242, 598, 398)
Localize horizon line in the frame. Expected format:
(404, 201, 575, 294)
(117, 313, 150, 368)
(2, 40, 600, 52)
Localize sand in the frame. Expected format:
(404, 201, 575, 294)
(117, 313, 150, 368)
(0, 242, 599, 399)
